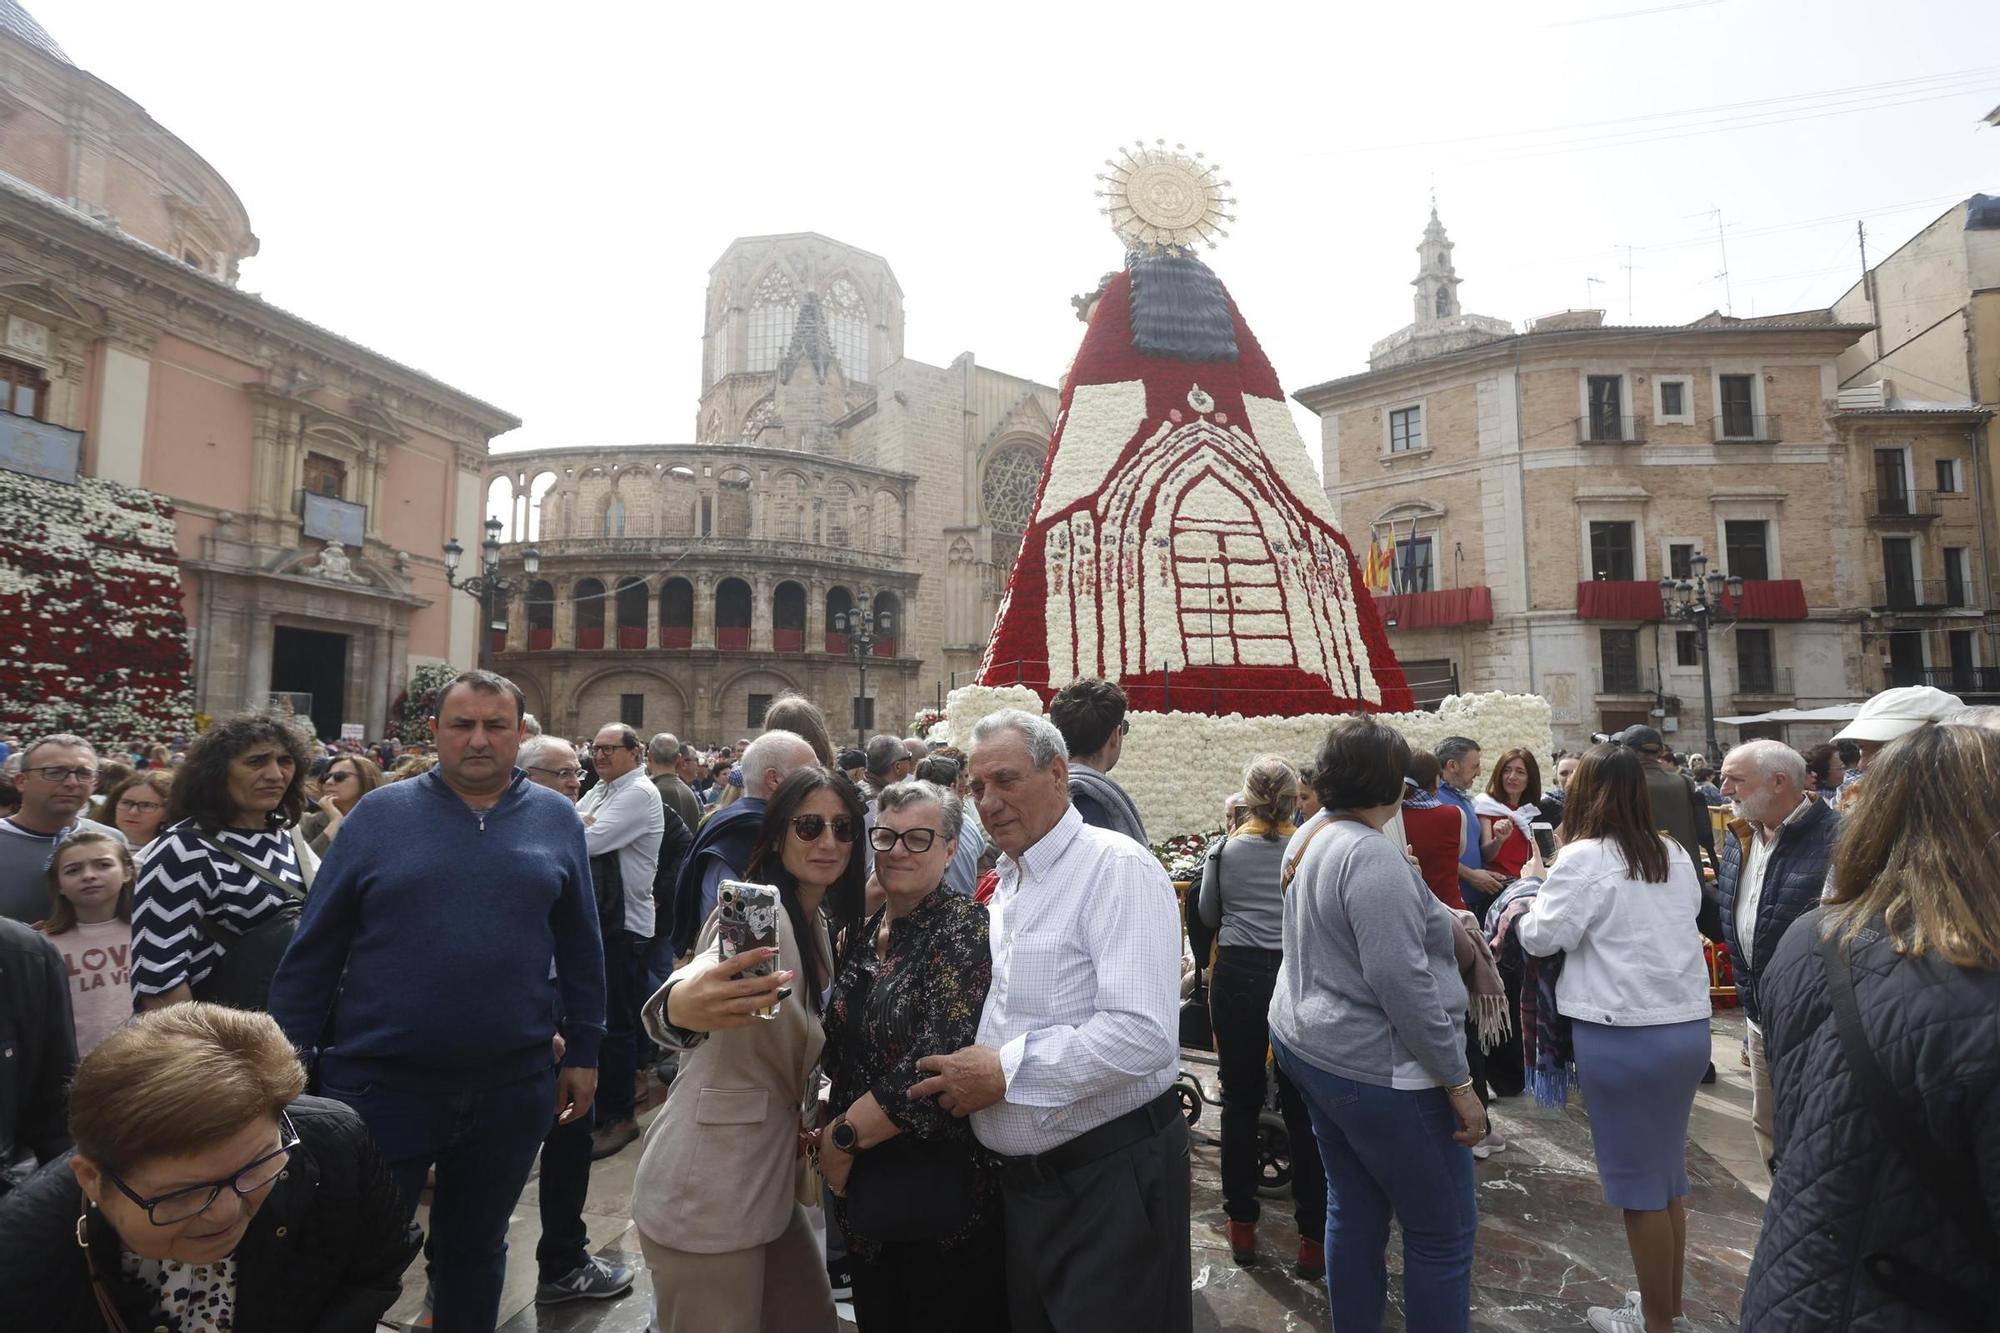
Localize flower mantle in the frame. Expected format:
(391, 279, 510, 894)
(0, 469, 195, 748)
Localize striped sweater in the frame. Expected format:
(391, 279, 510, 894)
(130, 823, 303, 998)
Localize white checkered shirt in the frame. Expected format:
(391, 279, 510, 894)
(972, 806, 1182, 1156)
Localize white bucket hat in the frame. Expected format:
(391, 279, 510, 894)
(1832, 685, 1965, 744)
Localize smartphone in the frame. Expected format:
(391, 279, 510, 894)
(717, 880, 786, 1020)
(1530, 821, 1558, 864)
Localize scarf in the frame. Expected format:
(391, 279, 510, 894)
(1489, 877, 1576, 1108)
(1231, 815, 1295, 841)
(1401, 783, 1443, 811)
(1471, 792, 1537, 839)
(1449, 909, 1510, 1051)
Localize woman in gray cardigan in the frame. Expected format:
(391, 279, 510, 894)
(1269, 715, 1487, 1332)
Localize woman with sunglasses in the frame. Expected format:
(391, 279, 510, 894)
(632, 767, 866, 1332)
(300, 754, 383, 857)
(817, 778, 1003, 1331)
(0, 1001, 420, 1330)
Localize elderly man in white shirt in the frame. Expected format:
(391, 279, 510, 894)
(577, 722, 664, 1159)
(912, 708, 1188, 1333)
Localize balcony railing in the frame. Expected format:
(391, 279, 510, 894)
(617, 626, 647, 650)
(576, 626, 605, 650)
(488, 628, 507, 656)
(1373, 586, 1494, 631)
(1732, 667, 1794, 698)
(825, 630, 850, 654)
(1713, 414, 1781, 443)
(1868, 579, 1957, 611)
(1864, 489, 1942, 522)
(872, 636, 898, 658)
(773, 628, 805, 653)
(1594, 668, 1650, 696)
(716, 626, 751, 651)
(1923, 666, 2000, 697)
(520, 534, 908, 570)
(659, 625, 692, 650)
(528, 627, 553, 652)
(1577, 415, 1645, 445)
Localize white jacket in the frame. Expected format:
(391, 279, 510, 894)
(1515, 836, 1711, 1027)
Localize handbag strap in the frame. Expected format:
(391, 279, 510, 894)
(1280, 818, 1335, 893)
(195, 831, 307, 905)
(1817, 930, 1998, 1323)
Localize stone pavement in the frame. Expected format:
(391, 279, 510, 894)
(386, 1012, 1768, 1332)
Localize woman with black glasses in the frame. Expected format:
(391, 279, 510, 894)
(817, 778, 1003, 1332)
(632, 767, 866, 1332)
(0, 1001, 420, 1330)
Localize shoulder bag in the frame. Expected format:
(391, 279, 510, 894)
(1817, 930, 2000, 1330)
(188, 831, 308, 1011)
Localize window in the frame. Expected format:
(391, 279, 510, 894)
(0, 356, 50, 420)
(1589, 521, 1635, 581)
(1937, 458, 1963, 493)
(1874, 448, 1911, 513)
(1719, 375, 1756, 437)
(1394, 536, 1435, 592)
(1435, 288, 1451, 319)
(1723, 520, 1770, 581)
(1668, 543, 1695, 580)
(1675, 630, 1700, 667)
(1945, 547, 1969, 607)
(1389, 405, 1424, 453)
(1881, 537, 1917, 608)
(1737, 628, 1776, 694)
(745, 270, 798, 373)
(700, 496, 713, 537)
(1401, 657, 1457, 711)
(1600, 628, 1641, 693)
(1660, 381, 1685, 418)
(1948, 629, 1976, 682)
(302, 452, 346, 499)
(748, 694, 773, 728)
(605, 495, 626, 537)
(825, 277, 870, 385)
(1586, 376, 1624, 441)
(619, 694, 644, 729)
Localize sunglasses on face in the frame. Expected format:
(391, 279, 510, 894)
(790, 814, 858, 844)
(868, 825, 940, 854)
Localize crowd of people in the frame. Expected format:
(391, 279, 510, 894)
(0, 675, 1994, 1332)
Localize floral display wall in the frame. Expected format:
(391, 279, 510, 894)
(0, 468, 195, 748)
(944, 684, 1555, 846)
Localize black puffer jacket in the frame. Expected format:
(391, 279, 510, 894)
(0, 1094, 421, 1332)
(1742, 908, 2000, 1330)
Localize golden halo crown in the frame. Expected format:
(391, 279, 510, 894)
(1095, 141, 1237, 253)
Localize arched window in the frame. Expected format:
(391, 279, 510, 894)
(982, 444, 1042, 532)
(746, 270, 798, 373)
(773, 581, 806, 653)
(825, 586, 853, 654)
(717, 467, 752, 538)
(660, 577, 694, 649)
(715, 578, 753, 651)
(661, 466, 696, 537)
(709, 282, 733, 387)
(826, 482, 855, 547)
(526, 471, 557, 542)
(870, 591, 900, 658)
(485, 476, 514, 541)
(526, 579, 555, 651)
(1435, 286, 1451, 319)
(770, 472, 806, 541)
(615, 578, 648, 649)
(826, 276, 869, 385)
(741, 397, 775, 443)
(873, 490, 903, 556)
(605, 495, 627, 537)
(573, 579, 606, 650)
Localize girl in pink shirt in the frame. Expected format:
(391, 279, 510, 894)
(41, 829, 137, 1059)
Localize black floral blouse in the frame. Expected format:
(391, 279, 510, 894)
(824, 886, 996, 1248)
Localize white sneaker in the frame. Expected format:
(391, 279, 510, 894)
(1603, 1292, 1696, 1331)
(1470, 1129, 1507, 1160)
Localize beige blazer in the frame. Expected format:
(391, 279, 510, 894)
(631, 910, 828, 1255)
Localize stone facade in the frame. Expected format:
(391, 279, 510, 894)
(484, 232, 1059, 743)
(0, 10, 517, 739)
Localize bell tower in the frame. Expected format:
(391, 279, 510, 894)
(1413, 206, 1461, 326)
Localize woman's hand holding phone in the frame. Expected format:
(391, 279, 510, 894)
(665, 948, 795, 1032)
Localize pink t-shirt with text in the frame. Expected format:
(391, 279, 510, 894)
(49, 917, 135, 1058)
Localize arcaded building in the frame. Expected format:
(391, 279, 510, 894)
(483, 233, 1060, 742)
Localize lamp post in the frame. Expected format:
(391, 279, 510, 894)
(831, 592, 892, 747)
(444, 516, 540, 673)
(1658, 550, 1743, 762)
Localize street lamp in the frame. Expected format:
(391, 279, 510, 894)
(831, 592, 893, 747)
(1658, 550, 1744, 761)
(444, 516, 540, 672)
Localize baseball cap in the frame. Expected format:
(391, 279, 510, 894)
(1832, 685, 1964, 744)
(837, 748, 866, 770)
(1613, 724, 1665, 752)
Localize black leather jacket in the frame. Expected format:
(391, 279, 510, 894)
(0, 1094, 421, 1332)
(0, 916, 74, 1193)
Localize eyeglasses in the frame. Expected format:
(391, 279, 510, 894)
(101, 1114, 300, 1226)
(323, 771, 355, 783)
(591, 743, 636, 755)
(528, 765, 582, 781)
(1118, 719, 1130, 736)
(790, 814, 858, 843)
(116, 799, 164, 813)
(28, 766, 97, 785)
(869, 826, 940, 854)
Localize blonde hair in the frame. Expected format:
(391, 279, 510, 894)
(1825, 724, 2000, 968)
(42, 828, 135, 933)
(68, 1003, 306, 1170)
(1238, 753, 1299, 839)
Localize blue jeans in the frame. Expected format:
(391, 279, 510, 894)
(1273, 1037, 1477, 1333)
(319, 1061, 557, 1333)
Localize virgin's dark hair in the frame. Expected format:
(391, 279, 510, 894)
(167, 712, 315, 832)
(745, 767, 867, 1012)
(1560, 743, 1669, 884)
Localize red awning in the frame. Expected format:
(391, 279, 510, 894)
(1577, 581, 1666, 621)
(1375, 586, 1494, 630)
(1724, 579, 1809, 621)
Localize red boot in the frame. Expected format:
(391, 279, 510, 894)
(1227, 1219, 1259, 1266)
(1296, 1235, 1326, 1281)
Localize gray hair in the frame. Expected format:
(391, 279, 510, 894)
(518, 734, 575, 770)
(864, 733, 907, 777)
(594, 722, 642, 753)
(1726, 738, 1808, 786)
(23, 733, 95, 767)
(739, 729, 817, 796)
(875, 778, 965, 841)
(647, 732, 681, 766)
(1434, 735, 1480, 766)
(1951, 706, 2000, 730)
(969, 708, 1069, 769)
(521, 712, 543, 737)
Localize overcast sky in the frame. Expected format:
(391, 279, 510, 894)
(44, 0, 2000, 459)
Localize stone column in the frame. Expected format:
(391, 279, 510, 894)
(693, 573, 717, 648)
(806, 579, 827, 654)
(244, 609, 276, 708)
(554, 578, 575, 649)
(365, 625, 391, 739)
(750, 573, 773, 652)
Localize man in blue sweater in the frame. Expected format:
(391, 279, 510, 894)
(269, 670, 606, 1333)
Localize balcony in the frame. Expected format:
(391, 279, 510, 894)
(1923, 666, 2000, 698)
(1373, 586, 1494, 631)
(825, 630, 850, 654)
(1594, 668, 1652, 696)
(1577, 415, 1645, 445)
(617, 626, 647, 650)
(1868, 579, 1962, 612)
(873, 636, 898, 658)
(575, 627, 604, 650)
(520, 534, 908, 571)
(1713, 414, 1781, 444)
(716, 626, 750, 651)
(527, 627, 553, 652)
(1577, 581, 1666, 621)
(658, 625, 692, 650)
(1731, 668, 1794, 702)
(773, 628, 805, 653)
(1864, 489, 1942, 523)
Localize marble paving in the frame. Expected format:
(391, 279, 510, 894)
(386, 1012, 1769, 1332)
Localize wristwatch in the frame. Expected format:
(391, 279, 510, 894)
(829, 1118, 861, 1154)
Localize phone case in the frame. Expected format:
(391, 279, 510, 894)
(717, 880, 784, 1020)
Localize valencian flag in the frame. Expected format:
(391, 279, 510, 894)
(976, 142, 1412, 718)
